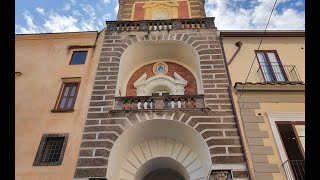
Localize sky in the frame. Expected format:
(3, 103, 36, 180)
(15, 0, 305, 34)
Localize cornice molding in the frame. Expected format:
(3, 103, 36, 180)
(220, 30, 305, 37)
(234, 83, 305, 92)
(15, 31, 98, 40)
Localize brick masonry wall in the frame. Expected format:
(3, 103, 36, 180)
(126, 62, 197, 96)
(178, 1, 190, 19)
(133, 1, 190, 21)
(73, 29, 248, 179)
(119, 0, 204, 21)
(133, 3, 144, 21)
(189, 0, 205, 18)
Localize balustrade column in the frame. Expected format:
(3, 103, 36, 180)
(180, 98, 185, 108)
(185, 98, 193, 108)
(173, 98, 179, 108)
(114, 95, 205, 110)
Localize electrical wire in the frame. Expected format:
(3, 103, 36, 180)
(237, 0, 279, 110)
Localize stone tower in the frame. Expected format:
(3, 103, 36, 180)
(73, 0, 249, 179)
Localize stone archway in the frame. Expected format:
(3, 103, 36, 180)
(120, 138, 205, 180)
(107, 119, 211, 180)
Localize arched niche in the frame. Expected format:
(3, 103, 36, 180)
(116, 40, 203, 97)
(107, 120, 211, 180)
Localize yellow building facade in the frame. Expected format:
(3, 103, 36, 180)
(221, 30, 305, 180)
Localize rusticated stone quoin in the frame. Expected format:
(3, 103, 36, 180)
(232, 171, 248, 178)
(74, 168, 107, 178)
(212, 156, 245, 164)
(76, 158, 108, 167)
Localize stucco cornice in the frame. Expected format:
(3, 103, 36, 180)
(15, 31, 98, 40)
(234, 82, 305, 92)
(220, 30, 305, 37)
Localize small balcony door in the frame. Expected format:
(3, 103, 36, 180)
(256, 50, 288, 82)
(276, 122, 305, 180)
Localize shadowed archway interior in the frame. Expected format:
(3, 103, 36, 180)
(135, 157, 187, 180)
(144, 169, 184, 180)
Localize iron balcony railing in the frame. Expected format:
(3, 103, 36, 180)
(257, 65, 302, 83)
(114, 95, 205, 111)
(106, 17, 216, 32)
(282, 160, 305, 180)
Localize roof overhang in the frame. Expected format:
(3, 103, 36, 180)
(220, 30, 305, 37)
(234, 82, 305, 92)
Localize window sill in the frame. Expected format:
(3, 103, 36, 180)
(33, 162, 62, 166)
(69, 63, 85, 65)
(51, 109, 74, 113)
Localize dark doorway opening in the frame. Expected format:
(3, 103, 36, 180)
(143, 168, 185, 180)
(277, 123, 304, 180)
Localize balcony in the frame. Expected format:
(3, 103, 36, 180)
(112, 94, 206, 112)
(106, 17, 216, 32)
(257, 65, 302, 83)
(282, 160, 304, 180)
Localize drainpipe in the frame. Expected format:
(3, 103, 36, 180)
(219, 36, 254, 180)
(227, 41, 243, 65)
(91, 27, 106, 58)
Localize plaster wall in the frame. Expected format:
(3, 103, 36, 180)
(15, 31, 104, 180)
(231, 89, 304, 180)
(222, 36, 305, 84)
(258, 103, 304, 180)
(223, 35, 305, 179)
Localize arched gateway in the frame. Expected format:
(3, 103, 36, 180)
(107, 119, 211, 180)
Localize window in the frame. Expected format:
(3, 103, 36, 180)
(277, 122, 305, 158)
(276, 122, 304, 180)
(266, 112, 305, 180)
(69, 51, 88, 65)
(53, 82, 80, 111)
(256, 50, 287, 82)
(33, 134, 68, 166)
